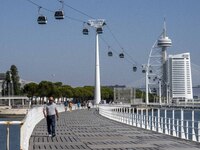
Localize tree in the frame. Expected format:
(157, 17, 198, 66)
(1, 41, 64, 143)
(60, 85, 74, 98)
(23, 82, 38, 97)
(37, 81, 54, 97)
(101, 87, 113, 103)
(3, 71, 12, 96)
(10, 65, 21, 95)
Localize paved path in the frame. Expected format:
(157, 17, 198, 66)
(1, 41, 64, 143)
(29, 109, 200, 150)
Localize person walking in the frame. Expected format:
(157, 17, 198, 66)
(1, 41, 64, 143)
(43, 96, 59, 137)
(69, 101, 73, 112)
(87, 101, 92, 110)
(77, 101, 80, 109)
(64, 100, 68, 112)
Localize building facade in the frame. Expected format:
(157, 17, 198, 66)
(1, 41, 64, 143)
(168, 53, 193, 103)
(114, 87, 136, 104)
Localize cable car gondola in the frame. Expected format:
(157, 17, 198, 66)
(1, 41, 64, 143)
(142, 69, 146, 73)
(108, 51, 113, 57)
(54, 10, 64, 20)
(82, 28, 89, 35)
(133, 66, 137, 72)
(96, 28, 103, 34)
(37, 15, 47, 24)
(119, 53, 124, 58)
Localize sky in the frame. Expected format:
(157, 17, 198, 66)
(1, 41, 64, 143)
(0, 0, 200, 87)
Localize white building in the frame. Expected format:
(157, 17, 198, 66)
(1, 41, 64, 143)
(168, 53, 193, 103)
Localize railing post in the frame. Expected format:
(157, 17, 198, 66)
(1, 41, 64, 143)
(158, 108, 161, 133)
(123, 107, 125, 123)
(120, 108, 123, 122)
(115, 108, 117, 121)
(155, 116, 157, 131)
(164, 109, 168, 134)
(172, 109, 176, 136)
(192, 110, 197, 141)
(168, 118, 171, 135)
(126, 108, 128, 124)
(146, 109, 149, 130)
(119, 108, 121, 122)
(113, 109, 116, 121)
(129, 108, 132, 125)
(149, 115, 151, 130)
(152, 108, 155, 131)
(198, 121, 200, 142)
(177, 119, 179, 138)
(160, 117, 164, 133)
(141, 109, 143, 128)
(133, 110, 135, 126)
(136, 108, 138, 127)
(6, 124, 9, 150)
(180, 109, 185, 139)
(127, 108, 129, 124)
(186, 120, 189, 140)
(117, 108, 119, 121)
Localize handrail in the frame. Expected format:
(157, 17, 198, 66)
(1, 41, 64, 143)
(0, 121, 23, 125)
(99, 105, 200, 143)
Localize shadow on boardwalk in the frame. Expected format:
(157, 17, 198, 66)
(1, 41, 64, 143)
(29, 109, 200, 150)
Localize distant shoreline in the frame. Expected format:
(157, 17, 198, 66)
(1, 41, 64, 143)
(0, 114, 25, 118)
(0, 108, 27, 119)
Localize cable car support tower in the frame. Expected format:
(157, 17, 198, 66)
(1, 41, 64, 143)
(87, 19, 106, 105)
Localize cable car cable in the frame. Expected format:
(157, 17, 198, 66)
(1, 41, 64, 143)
(56, 0, 95, 19)
(26, 0, 54, 13)
(99, 36, 135, 65)
(25, 0, 85, 23)
(106, 24, 139, 65)
(26, 0, 141, 71)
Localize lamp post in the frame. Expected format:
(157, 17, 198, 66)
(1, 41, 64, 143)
(87, 19, 106, 105)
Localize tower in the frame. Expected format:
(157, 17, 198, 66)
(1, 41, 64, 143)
(87, 19, 106, 105)
(157, 19, 172, 100)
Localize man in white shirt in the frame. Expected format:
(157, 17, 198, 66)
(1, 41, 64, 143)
(43, 96, 59, 137)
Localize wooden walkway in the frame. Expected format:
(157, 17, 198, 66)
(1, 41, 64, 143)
(29, 109, 200, 150)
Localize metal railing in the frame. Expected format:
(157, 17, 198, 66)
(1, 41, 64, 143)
(99, 105, 200, 143)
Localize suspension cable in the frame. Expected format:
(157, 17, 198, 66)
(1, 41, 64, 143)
(56, 0, 95, 19)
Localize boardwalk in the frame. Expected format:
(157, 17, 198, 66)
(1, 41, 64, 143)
(29, 109, 200, 150)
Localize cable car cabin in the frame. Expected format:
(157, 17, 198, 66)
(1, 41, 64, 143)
(82, 28, 89, 35)
(133, 66, 137, 72)
(142, 69, 146, 73)
(96, 28, 103, 34)
(119, 53, 124, 58)
(108, 51, 113, 57)
(54, 11, 64, 19)
(37, 16, 47, 24)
